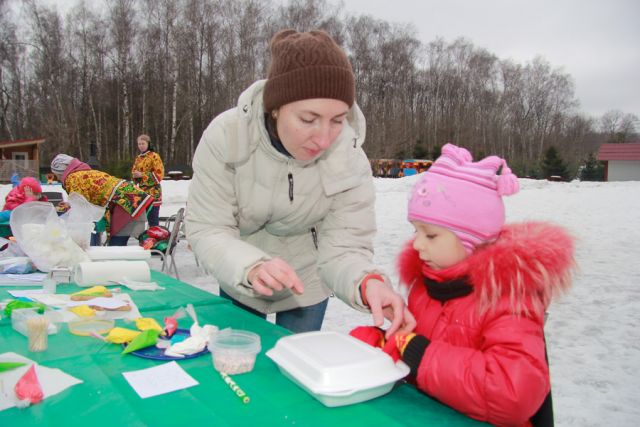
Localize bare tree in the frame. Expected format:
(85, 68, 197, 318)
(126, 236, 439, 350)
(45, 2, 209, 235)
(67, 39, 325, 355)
(107, 0, 137, 162)
(0, 0, 612, 177)
(600, 109, 639, 143)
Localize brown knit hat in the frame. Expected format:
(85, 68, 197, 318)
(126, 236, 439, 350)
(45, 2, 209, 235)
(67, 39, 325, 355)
(263, 29, 355, 112)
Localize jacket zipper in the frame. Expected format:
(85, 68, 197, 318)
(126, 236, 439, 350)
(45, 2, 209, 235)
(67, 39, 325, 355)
(311, 227, 318, 249)
(287, 169, 294, 203)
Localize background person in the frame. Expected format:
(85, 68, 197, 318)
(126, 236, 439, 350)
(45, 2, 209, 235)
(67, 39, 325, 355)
(132, 134, 164, 227)
(3, 176, 48, 211)
(186, 29, 414, 334)
(51, 154, 153, 246)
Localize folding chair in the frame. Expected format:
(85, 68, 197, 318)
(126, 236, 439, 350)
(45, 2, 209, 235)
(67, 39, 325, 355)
(151, 207, 184, 279)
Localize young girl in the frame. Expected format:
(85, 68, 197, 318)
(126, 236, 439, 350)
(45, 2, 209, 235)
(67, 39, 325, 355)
(352, 143, 575, 427)
(3, 177, 48, 211)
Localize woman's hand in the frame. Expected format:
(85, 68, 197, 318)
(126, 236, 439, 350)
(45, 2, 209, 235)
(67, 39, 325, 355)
(56, 202, 71, 213)
(247, 258, 305, 296)
(132, 171, 143, 179)
(364, 279, 416, 339)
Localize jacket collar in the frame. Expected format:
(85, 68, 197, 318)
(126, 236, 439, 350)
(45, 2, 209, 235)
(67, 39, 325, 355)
(226, 80, 369, 196)
(61, 158, 91, 183)
(398, 222, 575, 314)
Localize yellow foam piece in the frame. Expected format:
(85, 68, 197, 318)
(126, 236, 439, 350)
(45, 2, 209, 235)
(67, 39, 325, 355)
(72, 286, 109, 297)
(135, 318, 165, 335)
(68, 305, 96, 317)
(105, 327, 141, 344)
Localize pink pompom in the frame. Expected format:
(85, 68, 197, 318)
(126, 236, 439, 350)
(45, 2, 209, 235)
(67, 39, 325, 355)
(497, 163, 520, 196)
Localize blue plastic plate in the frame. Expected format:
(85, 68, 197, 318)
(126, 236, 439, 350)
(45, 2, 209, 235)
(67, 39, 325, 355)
(125, 328, 209, 360)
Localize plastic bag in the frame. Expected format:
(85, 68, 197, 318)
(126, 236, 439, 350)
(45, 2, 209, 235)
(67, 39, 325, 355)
(122, 329, 160, 354)
(0, 256, 35, 274)
(10, 202, 90, 272)
(0, 237, 27, 258)
(14, 365, 44, 406)
(60, 192, 105, 223)
(60, 193, 106, 250)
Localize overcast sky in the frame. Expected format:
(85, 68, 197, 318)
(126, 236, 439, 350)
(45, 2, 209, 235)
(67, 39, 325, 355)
(338, 0, 640, 119)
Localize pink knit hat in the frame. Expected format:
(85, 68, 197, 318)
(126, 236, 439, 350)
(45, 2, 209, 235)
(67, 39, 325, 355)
(18, 177, 42, 194)
(407, 143, 520, 253)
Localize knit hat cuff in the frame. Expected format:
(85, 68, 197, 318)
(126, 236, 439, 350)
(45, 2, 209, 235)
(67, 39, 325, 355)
(263, 65, 355, 112)
(407, 213, 495, 254)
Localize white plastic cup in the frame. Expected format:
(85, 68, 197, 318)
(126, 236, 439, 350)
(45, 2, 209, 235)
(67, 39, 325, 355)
(42, 278, 57, 294)
(208, 329, 261, 375)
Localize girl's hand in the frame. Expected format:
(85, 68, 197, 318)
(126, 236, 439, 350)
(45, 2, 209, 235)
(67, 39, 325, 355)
(247, 258, 305, 296)
(132, 171, 143, 179)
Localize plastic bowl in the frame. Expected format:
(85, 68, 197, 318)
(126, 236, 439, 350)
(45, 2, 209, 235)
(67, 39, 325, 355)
(68, 318, 115, 336)
(208, 329, 261, 374)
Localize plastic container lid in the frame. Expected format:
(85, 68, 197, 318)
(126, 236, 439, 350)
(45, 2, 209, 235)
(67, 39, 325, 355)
(11, 307, 61, 336)
(68, 318, 115, 336)
(266, 331, 409, 406)
(208, 329, 261, 374)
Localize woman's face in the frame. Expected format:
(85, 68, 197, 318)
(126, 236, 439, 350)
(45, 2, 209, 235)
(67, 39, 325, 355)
(137, 138, 149, 153)
(274, 98, 349, 161)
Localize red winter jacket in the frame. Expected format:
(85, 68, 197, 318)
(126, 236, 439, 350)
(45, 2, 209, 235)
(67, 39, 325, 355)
(397, 222, 575, 427)
(3, 177, 48, 211)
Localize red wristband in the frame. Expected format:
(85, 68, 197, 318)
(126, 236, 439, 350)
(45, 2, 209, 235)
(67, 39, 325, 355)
(360, 273, 384, 306)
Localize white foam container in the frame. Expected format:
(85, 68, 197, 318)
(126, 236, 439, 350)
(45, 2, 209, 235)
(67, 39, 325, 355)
(266, 331, 409, 407)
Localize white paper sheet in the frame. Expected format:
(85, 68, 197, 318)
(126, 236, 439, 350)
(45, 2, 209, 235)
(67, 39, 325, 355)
(122, 361, 198, 399)
(67, 296, 129, 310)
(0, 352, 83, 411)
(7, 289, 44, 298)
(28, 293, 142, 321)
(0, 272, 47, 286)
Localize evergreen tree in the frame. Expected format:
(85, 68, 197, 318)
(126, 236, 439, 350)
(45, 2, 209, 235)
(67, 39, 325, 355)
(430, 145, 442, 161)
(413, 142, 428, 159)
(579, 153, 605, 181)
(541, 146, 570, 180)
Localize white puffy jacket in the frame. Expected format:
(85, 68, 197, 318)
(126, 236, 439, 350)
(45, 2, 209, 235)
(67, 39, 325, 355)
(186, 80, 385, 314)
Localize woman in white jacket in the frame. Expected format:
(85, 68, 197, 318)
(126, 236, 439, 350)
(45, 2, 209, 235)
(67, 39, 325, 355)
(186, 29, 415, 334)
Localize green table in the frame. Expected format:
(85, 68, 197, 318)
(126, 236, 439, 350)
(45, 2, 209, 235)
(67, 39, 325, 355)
(0, 275, 487, 426)
(0, 219, 10, 238)
(0, 270, 227, 313)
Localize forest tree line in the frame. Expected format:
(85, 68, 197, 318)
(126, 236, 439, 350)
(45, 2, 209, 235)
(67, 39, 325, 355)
(1, 0, 638, 178)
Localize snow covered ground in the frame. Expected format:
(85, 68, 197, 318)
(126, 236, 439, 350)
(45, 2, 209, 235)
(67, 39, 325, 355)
(159, 177, 640, 427)
(3, 176, 639, 425)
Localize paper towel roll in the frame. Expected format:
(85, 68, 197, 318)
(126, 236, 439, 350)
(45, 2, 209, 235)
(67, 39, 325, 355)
(86, 246, 151, 261)
(74, 261, 151, 286)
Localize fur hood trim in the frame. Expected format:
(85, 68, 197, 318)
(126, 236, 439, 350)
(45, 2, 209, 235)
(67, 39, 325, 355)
(397, 222, 576, 315)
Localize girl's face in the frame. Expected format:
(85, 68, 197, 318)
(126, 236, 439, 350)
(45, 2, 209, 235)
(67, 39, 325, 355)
(137, 138, 149, 153)
(411, 221, 468, 270)
(274, 98, 349, 161)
